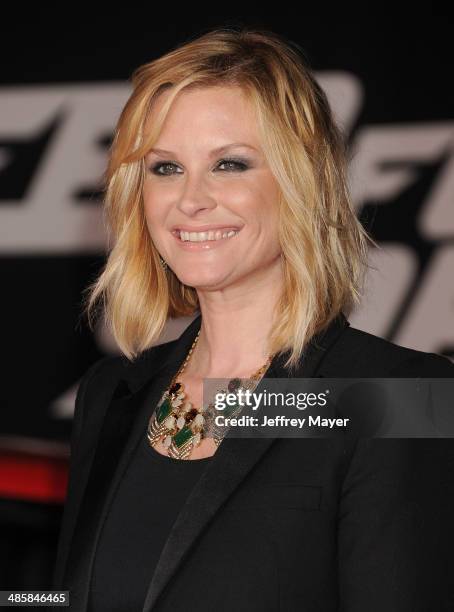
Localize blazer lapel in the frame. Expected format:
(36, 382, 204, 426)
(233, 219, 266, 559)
(62, 317, 203, 611)
(141, 312, 350, 611)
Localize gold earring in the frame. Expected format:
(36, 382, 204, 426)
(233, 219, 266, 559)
(159, 256, 168, 271)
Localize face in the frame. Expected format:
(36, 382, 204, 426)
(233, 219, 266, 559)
(142, 85, 282, 291)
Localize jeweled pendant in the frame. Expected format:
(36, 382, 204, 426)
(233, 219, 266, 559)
(163, 434, 172, 448)
(156, 397, 173, 424)
(167, 435, 193, 460)
(176, 415, 186, 430)
(147, 413, 168, 445)
(173, 425, 193, 448)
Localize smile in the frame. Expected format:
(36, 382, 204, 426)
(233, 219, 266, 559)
(171, 227, 242, 251)
(173, 228, 240, 242)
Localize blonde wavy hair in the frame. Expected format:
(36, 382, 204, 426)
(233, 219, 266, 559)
(84, 26, 374, 371)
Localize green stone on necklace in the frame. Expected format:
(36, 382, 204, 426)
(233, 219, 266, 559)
(173, 425, 193, 448)
(156, 397, 172, 424)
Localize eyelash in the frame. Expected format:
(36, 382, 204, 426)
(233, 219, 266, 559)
(149, 157, 250, 176)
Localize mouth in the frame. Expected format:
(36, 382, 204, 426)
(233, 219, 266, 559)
(171, 227, 242, 243)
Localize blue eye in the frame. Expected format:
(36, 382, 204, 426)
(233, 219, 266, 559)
(149, 157, 250, 176)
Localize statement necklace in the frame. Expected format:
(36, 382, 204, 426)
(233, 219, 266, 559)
(147, 330, 272, 460)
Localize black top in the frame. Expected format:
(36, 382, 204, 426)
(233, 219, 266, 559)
(88, 426, 212, 612)
(54, 311, 454, 611)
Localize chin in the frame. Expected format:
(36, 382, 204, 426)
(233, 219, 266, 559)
(173, 269, 231, 290)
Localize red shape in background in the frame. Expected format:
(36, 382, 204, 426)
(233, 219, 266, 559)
(0, 451, 68, 504)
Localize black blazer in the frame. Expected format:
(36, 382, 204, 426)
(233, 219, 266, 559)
(52, 313, 454, 611)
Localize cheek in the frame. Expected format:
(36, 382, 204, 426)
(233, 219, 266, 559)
(250, 195, 280, 238)
(254, 210, 281, 254)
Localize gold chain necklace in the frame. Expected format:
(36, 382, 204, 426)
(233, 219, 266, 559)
(147, 330, 272, 460)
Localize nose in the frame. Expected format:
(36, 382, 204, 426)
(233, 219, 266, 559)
(176, 173, 217, 217)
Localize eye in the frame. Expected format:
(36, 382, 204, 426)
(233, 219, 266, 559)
(148, 157, 250, 177)
(149, 162, 181, 176)
(216, 158, 249, 172)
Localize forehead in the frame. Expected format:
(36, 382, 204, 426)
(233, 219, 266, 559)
(144, 85, 260, 145)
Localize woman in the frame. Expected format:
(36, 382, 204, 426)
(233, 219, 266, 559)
(52, 28, 454, 611)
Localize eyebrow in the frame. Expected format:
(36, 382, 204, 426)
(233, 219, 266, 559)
(148, 142, 258, 157)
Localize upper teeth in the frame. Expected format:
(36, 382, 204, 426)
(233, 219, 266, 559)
(178, 230, 239, 242)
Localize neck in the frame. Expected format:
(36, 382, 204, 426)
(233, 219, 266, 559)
(185, 258, 283, 379)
